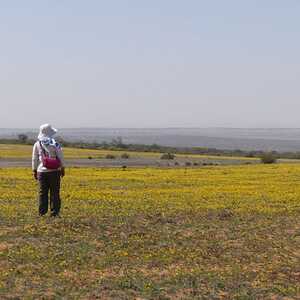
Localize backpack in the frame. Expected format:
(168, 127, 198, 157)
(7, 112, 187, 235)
(39, 141, 61, 169)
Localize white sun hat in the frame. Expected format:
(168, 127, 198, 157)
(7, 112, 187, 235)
(38, 124, 58, 140)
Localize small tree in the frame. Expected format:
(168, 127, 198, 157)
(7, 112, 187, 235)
(260, 152, 277, 164)
(18, 134, 28, 143)
(111, 137, 124, 148)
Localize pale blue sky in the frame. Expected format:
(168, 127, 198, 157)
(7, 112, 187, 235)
(1, 1, 299, 128)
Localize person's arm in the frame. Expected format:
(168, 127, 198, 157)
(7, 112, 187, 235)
(32, 143, 39, 180)
(56, 146, 65, 177)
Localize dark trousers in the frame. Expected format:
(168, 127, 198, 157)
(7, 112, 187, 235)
(38, 171, 61, 216)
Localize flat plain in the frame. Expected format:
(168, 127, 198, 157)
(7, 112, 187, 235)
(0, 144, 258, 169)
(1, 145, 300, 299)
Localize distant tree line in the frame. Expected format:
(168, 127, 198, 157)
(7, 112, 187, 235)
(0, 134, 299, 160)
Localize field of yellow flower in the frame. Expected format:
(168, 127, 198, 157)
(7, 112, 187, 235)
(1, 164, 300, 298)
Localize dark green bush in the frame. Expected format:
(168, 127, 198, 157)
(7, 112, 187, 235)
(160, 153, 175, 160)
(121, 153, 130, 159)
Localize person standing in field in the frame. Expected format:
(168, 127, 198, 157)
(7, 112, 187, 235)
(32, 124, 65, 217)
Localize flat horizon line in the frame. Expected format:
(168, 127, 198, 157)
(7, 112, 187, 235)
(2, 127, 300, 130)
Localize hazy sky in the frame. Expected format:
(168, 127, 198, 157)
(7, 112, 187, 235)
(1, 0, 300, 128)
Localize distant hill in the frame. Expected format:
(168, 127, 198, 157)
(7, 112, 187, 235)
(1, 128, 300, 152)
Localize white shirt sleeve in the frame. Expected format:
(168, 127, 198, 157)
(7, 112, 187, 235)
(56, 147, 65, 168)
(32, 142, 39, 171)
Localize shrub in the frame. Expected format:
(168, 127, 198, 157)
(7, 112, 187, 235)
(246, 151, 256, 158)
(121, 153, 130, 159)
(18, 134, 28, 143)
(160, 153, 175, 160)
(88, 156, 93, 160)
(185, 161, 192, 166)
(105, 154, 116, 159)
(260, 152, 277, 164)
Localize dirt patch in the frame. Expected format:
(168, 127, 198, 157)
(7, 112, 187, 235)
(0, 242, 11, 252)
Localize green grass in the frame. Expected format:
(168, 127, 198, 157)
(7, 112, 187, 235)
(0, 143, 258, 162)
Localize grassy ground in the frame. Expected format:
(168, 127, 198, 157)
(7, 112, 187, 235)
(0, 144, 160, 159)
(0, 144, 258, 162)
(1, 165, 300, 298)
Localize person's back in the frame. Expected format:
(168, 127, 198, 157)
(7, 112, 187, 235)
(32, 124, 65, 217)
(32, 140, 65, 173)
